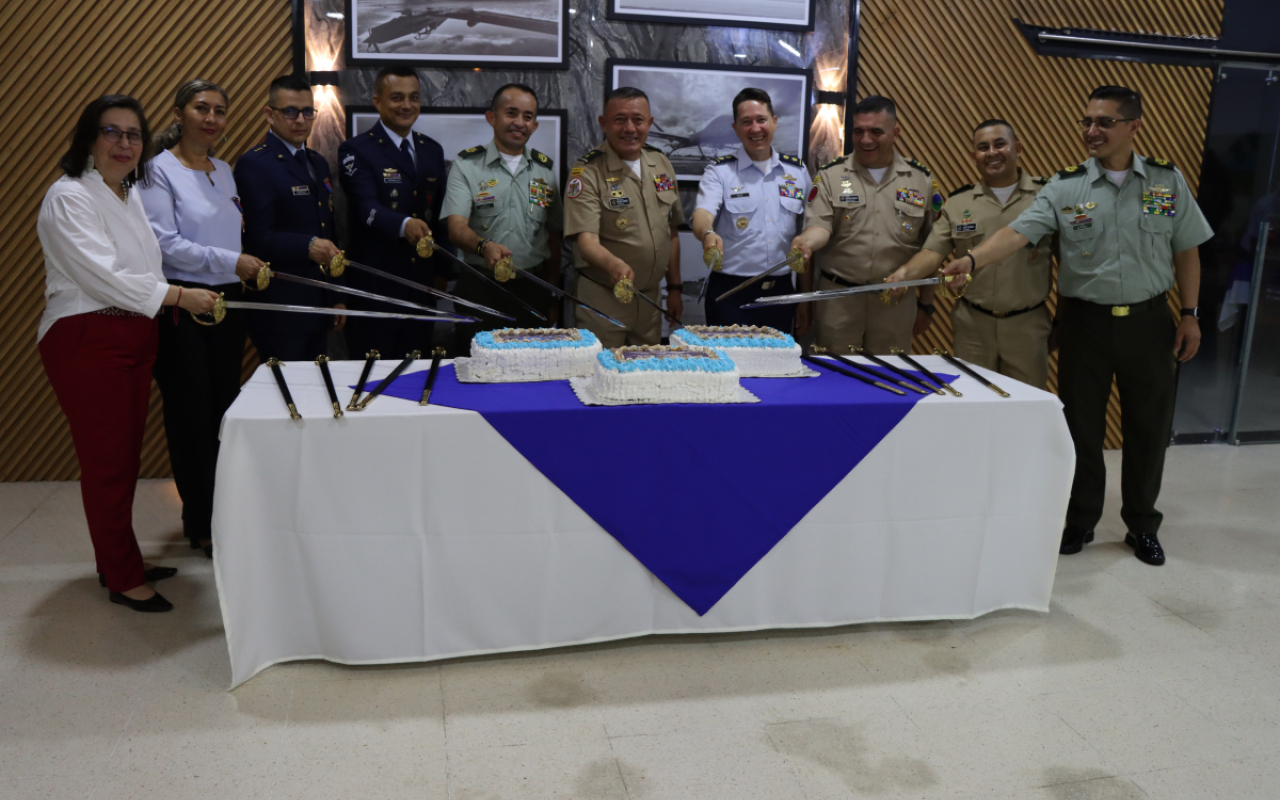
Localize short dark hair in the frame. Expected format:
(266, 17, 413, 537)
(732, 88, 775, 120)
(850, 95, 897, 119)
(375, 64, 419, 94)
(490, 83, 539, 113)
(604, 86, 649, 110)
(268, 74, 312, 105)
(1089, 85, 1143, 120)
(59, 95, 153, 186)
(973, 118, 1016, 139)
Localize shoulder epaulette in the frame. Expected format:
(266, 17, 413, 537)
(907, 157, 932, 176)
(779, 153, 803, 167)
(458, 145, 486, 158)
(820, 157, 845, 171)
(251, 145, 267, 153)
(532, 149, 552, 167)
(1032, 176, 1049, 186)
(1058, 164, 1087, 179)
(713, 154, 737, 164)
(642, 143, 662, 152)
(1146, 156, 1176, 170)
(951, 183, 975, 195)
(577, 149, 604, 164)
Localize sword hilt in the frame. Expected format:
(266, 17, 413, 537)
(704, 246, 722, 272)
(326, 252, 348, 278)
(494, 257, 516, 283)
(614, 278, 635, 304)
(415, 231, 436, 258)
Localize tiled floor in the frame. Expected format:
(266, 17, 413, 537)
(1, 445, 1278, 799)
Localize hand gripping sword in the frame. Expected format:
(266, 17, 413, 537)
(488, 257, 626, 328)
(323, 252, 514, 322)
(577, 272, 683, 328)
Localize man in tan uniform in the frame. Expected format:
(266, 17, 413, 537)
(887, 119, 1055, 388)
(793, 95, 939, 353)
(563, 87, 684, 347)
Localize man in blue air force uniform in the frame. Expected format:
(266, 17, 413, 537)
(692, 87, 811, 333)
(338, 64, 448, 358)
(235, 74, 343, 361)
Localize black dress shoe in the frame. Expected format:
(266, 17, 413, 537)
(1060, 527, 1093, 555)
(99, 566, 178, 587)
(202, 543, 213, 559)
(1124, 532, 1166, 566)
(109, 591, 174, 612)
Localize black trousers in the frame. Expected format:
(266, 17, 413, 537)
(1057, 295, 1177, 535)
(452, 266, 558, 355)
(249, 318, 331, 362)
(153, 280, 247, 543)
(704, 271, 796, 334)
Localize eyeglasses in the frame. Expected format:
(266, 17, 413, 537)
(1077, 117, 1137, 130)
(99, 126, 144, 146)
(270, 106, 318, 120)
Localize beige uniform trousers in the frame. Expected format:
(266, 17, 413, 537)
(814, 273, 917, 355)
(575, 279, 662, 348)
(951, 300, 1052, 389)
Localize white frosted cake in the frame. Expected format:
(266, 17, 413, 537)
(467, 328, 602, 381)
(590, 345, 740, 403)
(669, 325, 802, 377)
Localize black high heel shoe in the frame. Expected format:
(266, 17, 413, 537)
(99, 566, 178, 587)
(109, 591, 174, 613)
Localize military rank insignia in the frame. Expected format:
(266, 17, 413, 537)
(383, 168, 402, 184)
(1142, 185, 1177, 217)
(778, 176, 803, 200)
(896, 187, 925, 208)
(528, 179, 552, 209)
(653, 173, 676, 192)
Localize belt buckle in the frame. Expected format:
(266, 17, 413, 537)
(992, 310, 1008, 319)
(1112, 305, 1130, 317)
(761, 280, 775, 291)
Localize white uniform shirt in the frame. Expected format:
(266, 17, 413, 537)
(139, 149, 242, 285)
(36, 170, 168, 340)
(695, 147, 810, 277)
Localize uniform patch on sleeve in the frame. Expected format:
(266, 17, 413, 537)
(807, 185, 818, 204)
(566, 177, 584, 199)
(342, 154, 355, 176)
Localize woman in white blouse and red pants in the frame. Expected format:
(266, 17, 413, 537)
(37, 95, 219, 613)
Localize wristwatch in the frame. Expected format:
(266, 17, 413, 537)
(1181, 307, 1200, 319)
(919, 303, 936, 317)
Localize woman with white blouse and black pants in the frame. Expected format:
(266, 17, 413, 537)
(141, 80, 265, 557)
(37, 95, 219, 612)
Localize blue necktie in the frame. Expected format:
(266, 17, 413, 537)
(400, 139, 415, 176)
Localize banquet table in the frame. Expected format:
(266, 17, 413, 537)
(213, 355, 1073, 688)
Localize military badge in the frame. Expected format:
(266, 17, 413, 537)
(529, 180, 552, 209)
(736, 216, 749, 230)
(323, 178, 332, 194)
(342, 154, 356, 177)
(566, 177, 584, 199)
(807, 185, 818, 203)
(930, 181, 944, 213)
(1141, 185, 1177, 217)
(487, 179, 499, 187)
(653, 173, 676, 192)
(383, 168, 402, 184)
(291, 185, 310, 196)
(616, 216, 629, 229)
(778, 178, 803, 200)
(571, 166, 585, 177)
(896, 187, 925, 207)
(1084, 201, 1097, 209)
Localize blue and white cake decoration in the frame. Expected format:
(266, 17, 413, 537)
(463, 328, 603, 382)
(669, 325, 803, 377)
(589, 345, 741, 403)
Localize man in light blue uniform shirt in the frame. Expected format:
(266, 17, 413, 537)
(692, 88, 811, 333)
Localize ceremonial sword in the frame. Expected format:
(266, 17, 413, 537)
(254, 267, 470, 320)
(324, 252, 514, 322)
(800, 354, 906, 395)
(577, 272, 684, 328)
(740, 274, 970, 309)
(934, 349, 1010, 398)
(422, 244, 549, 323)
(812, 346, 928, 395)
(315, 355, 343, 418)
(419, 348, 446, 406)
(190, 295, 476, 327)
(353, 351, 420, 411)
(265, 358, 301, 419)
(889, 347, 961, 397)
(850, 347, 944, 395)
(347, 351, 380, 411)
(489, 257, 627, 328)
(714, 247, 805, 302)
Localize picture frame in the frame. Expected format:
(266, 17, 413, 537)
(606, 0, 814, 33)
(345, 0, 571, 69)
(345, 106, 569, 186)
(606, 59, 812, 183)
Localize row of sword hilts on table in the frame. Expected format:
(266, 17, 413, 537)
(261, 347, 1010, 421)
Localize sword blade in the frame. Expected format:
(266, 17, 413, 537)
(347, 351, 380, 410)
(339, 258, 515, 321)
(510, 265, 628, 328)
(740, 276, 944, 309)
(419, 348, 445, 406)
(266, 270, 457, 318)
(714, 253, 797, 302)
(633, 286, 684, 328)
(427, 246, 548, 322)
(266, 358, 301, 419)
(315, 355, 343, 418)
(889, 348, 961, 397)
(355, 351, 420, 411)
(934, 349, 1010, 397)
(801, 355, 906, 395)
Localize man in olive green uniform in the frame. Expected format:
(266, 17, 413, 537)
(794, 95, 940, 353)
(943, 86, 1213, 566)
(888, 119, 1054, 388)
(564, 87, 684, 347)
(443, 83, 562, 352)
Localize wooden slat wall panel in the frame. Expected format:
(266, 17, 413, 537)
(0, 0, 289, 482)
(858, 0, 1219, 448)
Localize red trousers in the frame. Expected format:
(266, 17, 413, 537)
(39, 313, 158, 592)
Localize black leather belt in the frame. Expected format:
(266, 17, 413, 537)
(819, 270, 866, 288)
(963, 298, 1047, 319)
(1062, 293, 1167, 317)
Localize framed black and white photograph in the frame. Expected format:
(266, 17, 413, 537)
(345, 107, 568, 183)
(607, 0, 813, 32)
(345, 0, 570, 69)
(606, 59, 812, 183)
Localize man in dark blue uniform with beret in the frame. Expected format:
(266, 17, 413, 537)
(235, 73, 344, 361)
(338, 64, 448, 358)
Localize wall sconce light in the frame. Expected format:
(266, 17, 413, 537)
(815, 90, 845, 106)
(309, 71, 340, 86)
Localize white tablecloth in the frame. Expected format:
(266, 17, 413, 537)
(214, 357, 1073, 688)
